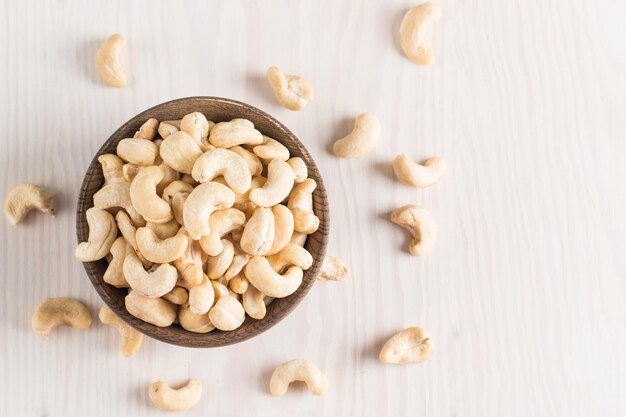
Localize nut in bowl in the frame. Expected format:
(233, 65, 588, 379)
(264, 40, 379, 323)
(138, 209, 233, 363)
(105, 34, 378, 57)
(76, 97, 329, 347)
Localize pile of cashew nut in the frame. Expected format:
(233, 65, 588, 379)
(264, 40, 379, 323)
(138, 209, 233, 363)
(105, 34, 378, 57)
(75, 112, 323, 332)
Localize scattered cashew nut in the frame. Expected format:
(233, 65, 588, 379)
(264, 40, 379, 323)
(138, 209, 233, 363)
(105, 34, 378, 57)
(269, 360, 328, 396)
(4, 183, 55, 225)
(392, 154, 447, 187)
(390, 204, 437, 256)
(319, 256, 349, 281)
(332, 113, 380, 158)
(32, 297, 92, 338)
(95, 34, 127, 88)
(379, 327, 433, 364)
(149, 379, 203, 412)
(266, 66, 314, 111)
(399, 3, 442, 65)
(98, 305, 143, 357)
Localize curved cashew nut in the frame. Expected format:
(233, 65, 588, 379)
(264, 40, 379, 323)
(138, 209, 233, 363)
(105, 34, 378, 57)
(146, 218, 180, 240)
(211, 280, 230, 300)
(98, 154, 125, 184)
(122, 163, 140, 182)
(253, 135, 290, 161)
(149, 379, 203, 412)
(240, 207, 275, 256)
(320, 256, 349, 281)
(173, 228, 204, 287)
(32, 297, 92, 338)
(122, 252, 178, 297)
(180, 173, 198, 187)
(160, 131, 203, 174)
(290, 232, 308, 247)
(180, 112, 213, 151)
(95, 34, 127, 87)
(103, 237, 132, 288)
(4, 183, 55, 225)
(333, 113, 380, 158)
(208, 295, 245, 331)
(392, 154, 447, 187)
(390, 204, 437, 256)
(244, 256, 303, 298)
(379, 327, 433, 364)
(75, 208, 117, 261)
(267, 243, 313, 273)
(242, 284, 266, 319)
(162, 180, 194, 205)
(98, 305, 143, 357)
(133, 118, 159, 140)
(163, 286, 188, 305)
(266, 204, 294, 255)
(156, 163, 180, 195)
(249, 159, 295, 207)
(269, 360, 328, 396)
(199, 208, 246, 256)
(287, 157, 308, 183)
(191, 148, 251, 193)
(125, 290, 176, 327)
(183, 182, 235, 240)
(170, 192, 187, 225)
(223, 253, 250, 281)
(208, 118, 263, 148)
(93, 182, 131, 210)
(229, 146, 263, 176)
(178, 302, 214, 333)
(130, 166, 173, 224)
(266, 66, 315, 111)
(228, 274, 249, 294)
(287, 178, 319, 234)
(125, 205, 146, 227)
(188, 276, 215, 315)
(399, 3, 442, 65)
(206, 239, 235, 279)
(135, 227, 188, 263)
(158, 121, 179, 139)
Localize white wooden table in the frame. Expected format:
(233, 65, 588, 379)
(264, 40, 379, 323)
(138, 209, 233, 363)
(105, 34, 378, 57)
(1, 0, 625, 415)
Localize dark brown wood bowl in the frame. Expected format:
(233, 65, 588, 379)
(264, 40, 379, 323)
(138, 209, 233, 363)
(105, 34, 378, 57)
(76, 97, 329, 348)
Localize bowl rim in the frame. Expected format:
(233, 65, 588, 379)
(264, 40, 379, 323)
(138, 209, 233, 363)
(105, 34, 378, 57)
(76, 96, 329, 348)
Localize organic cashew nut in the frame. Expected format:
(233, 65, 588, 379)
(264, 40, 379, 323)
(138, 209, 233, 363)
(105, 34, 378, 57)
(399, 3, 442, 65)
(287, 178, 319, 234)
(122, 252, 178, 298)
(253, 135, 290, 162)
(229, 146, 263, 176)
(103, 237, 132, 288)
(266, 66, 314, 111)
(332, 113, 380, 158)
(182, 182, 235, 240)
(287, 157, 308, 183)
(98, 305, 143, 357)
(160, 131, 203, 174)
(149, 379, 203, 412)
(178, 303, 214, 333)
(240, 207, 275, 256)
(244, 256, 303, 298)
(269, 360, 328, 396)
(129, 166, 173, 224)
(390, 204, 437, 256)
(4, 183, 55, 225)
(188, 276, 215, 315)
(208, 295, 245, 331)
(392, 154, 447, 187)
(135, 227, 188, 263)
(125, 290, 177, 327)
(117, 139, 158, 166)
(249, 159, 295, 207)
(206, 239, 235, 279)
(379, 327, 433, 364)
(199, 208, 246, 256)
(32, 297, 93, 338)
(319, 256, 349, 281)
(267, 243, 313, 273)
(242, 284, 266, 319)
(191, 148, 251, 193)
(75, 207, 118, 261)
(208, 118, 263, 148)
(95, 34, 127, 88)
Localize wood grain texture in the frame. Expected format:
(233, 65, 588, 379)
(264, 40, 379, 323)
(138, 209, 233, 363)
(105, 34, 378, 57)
(1, 0, 625, 416)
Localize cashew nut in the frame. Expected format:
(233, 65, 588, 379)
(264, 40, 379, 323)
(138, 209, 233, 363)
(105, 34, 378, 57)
(122, 163, 140, 182)
(156, 163, 180, 195)
(75, 208, 117, 261)
(392, 154, 447, 187)
(211, 280, 230, 300)
(170, 193, 187, 226)
(32, 297, 92, 338)
(199, 208, 246, 256)
(146, 218, 180, 239)
(160, 131, 203, 174)
(319, 256, 349, 281)
(287, 178, 319, 234)
(228, 274, 249, 294)
(191, 148, 251, 193)
(269, 360, 328, 396)
(379, 327, 433, 364)
(183, 182, 235, 240)
(267, 243, 313, 273)
(253, 135, 290, 162)
(95, 34, 127, 88)
(135, 227, 188, 263)
(115, 210, 139, 250)
(129, 166, 173, 224)
(98, 305, 143, 357)
(180, 173, 198, 187)
(208, 295, 245, 331)
(287, 157, 307, 183)
(98, 154, 126, 184)
(399, 3, 441, 65)
(208, 118, 263, 148)
(249, 159, 295, 207)
(180, 112, 212, 149)
(122, 252, 178, 297)
(149, 379, 203, 412)
(223, 253, 250, 281)
(93, 182, 131, 210)
(158, 121, 178, 139)
(178, 302, 214, 333)
(240, 207, 275, 256)
(266, 204, 294, 255)
(125, 290, 176, 327)
(4, 183, 55, 225)
(290, 232, 308, 247)
(390, 204, 437, 256)
(125, 205, 146, 227)
(242, 284, 266, 319)
(229, 146, 263, 176)
(206, 239, 235, 279)
(173, 228, 204, 287)
(332, 113, 380, 158)
(244, 256, 303, 298)
(162, 180, 194, 205)
(103, 237, 132, 288)
(188, 276, 215, 315)
(266, 66, 314, 111)
(133, 118, 159, 140)
(163, 286, 188, 305)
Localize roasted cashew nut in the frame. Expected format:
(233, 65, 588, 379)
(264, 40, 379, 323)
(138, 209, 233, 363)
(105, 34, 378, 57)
(129, 166, 173, 224)
(125, 290, 177, 327)
(392, 154, 447, 187)
(191, 148, 251, 193)
(244, 256, 303, 298)
(267, 243, 313, 273)
(4, 183, 55, 225)
(319, 256, 349, 281)
(183, 182, 235, 240)
(240, 207, 275, 256)
(266, 66, 314, 111)
(208, 118, 263, 148)
(287, 178, 319, 234)
(103, 237, 132, 288)
(390, 204, 437, 256)
(149, 379, 203, 412)
(269, 360, 328, 396)
(160, 131, 203, 174)
(253, 135, 290, 162)
(199, 208, 246, 256)
(32, 297, 92, 338)
(242, 284, 266, 319)
(399, 3, 442, 65)
(379, 327, 433, 364)
(206, 239, 235, 279)
(116, 138, 158, 166)
(98, 305, 143, 357)
(75, 207, 117, 261)
(332, 113, 380, 158)
(249, 159, 295, 207)
(188, 276, 215, 315)
(135, 227, 188, 263)
(287, 157, 308, 183)
(178, 303, 214, 333)
(122, 251, 178, 298)
(95, 34, 127, 88)
(208, 295, 245, 331)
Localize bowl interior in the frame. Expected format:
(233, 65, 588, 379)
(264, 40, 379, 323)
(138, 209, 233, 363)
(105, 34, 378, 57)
(77, 97, 329, 347)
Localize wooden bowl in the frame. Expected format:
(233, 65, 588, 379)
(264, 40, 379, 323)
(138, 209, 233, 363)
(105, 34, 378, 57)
(76, 97, 329, 348)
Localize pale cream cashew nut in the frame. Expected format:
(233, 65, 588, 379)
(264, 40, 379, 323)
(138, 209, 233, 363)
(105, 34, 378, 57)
(75, 207, 117, 261)
(129, 166, 172, 223)
(269, 360, 328, 396)
(173, 228, 204, 287)
(208, 295, 245, 331)
(379, 327, 433, 364)
(117, 138, 158, 166)
(98, 154, 126, 184)
(149, 379, 203, 412)
(319, 256, 349, 281)
(223, 253, 250, 281)
(287, 178, 319, 234)
(178, 303, 214, 333)
(287, 157, 308, 183)
(125, 290, 176, 327)
(188, 276, 215, 315)
(266, 204, 294, 255)
(32, 297, 92, 338)
(332, 113, 380, 158)
(392, 154, 447, 187)
(206, 239, 235, 279)
(161, 180, 193, 205)
(228, 274, 249, 294)
(242, 284, 266, 319)
(158, 120, 180, 139)
(266, 66, 315, 111)
(199, 208, 246, 256)
(253, 135, 290, 161)
(290, 232, 308, 247)
(135, 227, 188, 263)
(133, 118, 159, 140)
(390, 204, 437, 256)
(103, 237, 132, 288)
(146, 218, 180, 239)
(244, 256, 303, 298)
(399, 3, 442, 65)
(98, 305, 143, 357)
(249, 159, 295, 207)
(160, 131, 203, 174)
(191, 148, 251, 193)
(93, 182, 131, 210)
(267, 243, 313, 273)
(4, 183, 55, 225)
(240, 207, 275, 256)
(208, 118, 263, 148)
(229, 146, 263, 176)
(122, 163, 139, 182)
(180, 112, 213, 150)
(163, 286, 188, 305)
(122, 252, 178, 297)
(95, 34, 127, 88)
(156, 163, 180, 195)
(183, 182, 235, 240)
